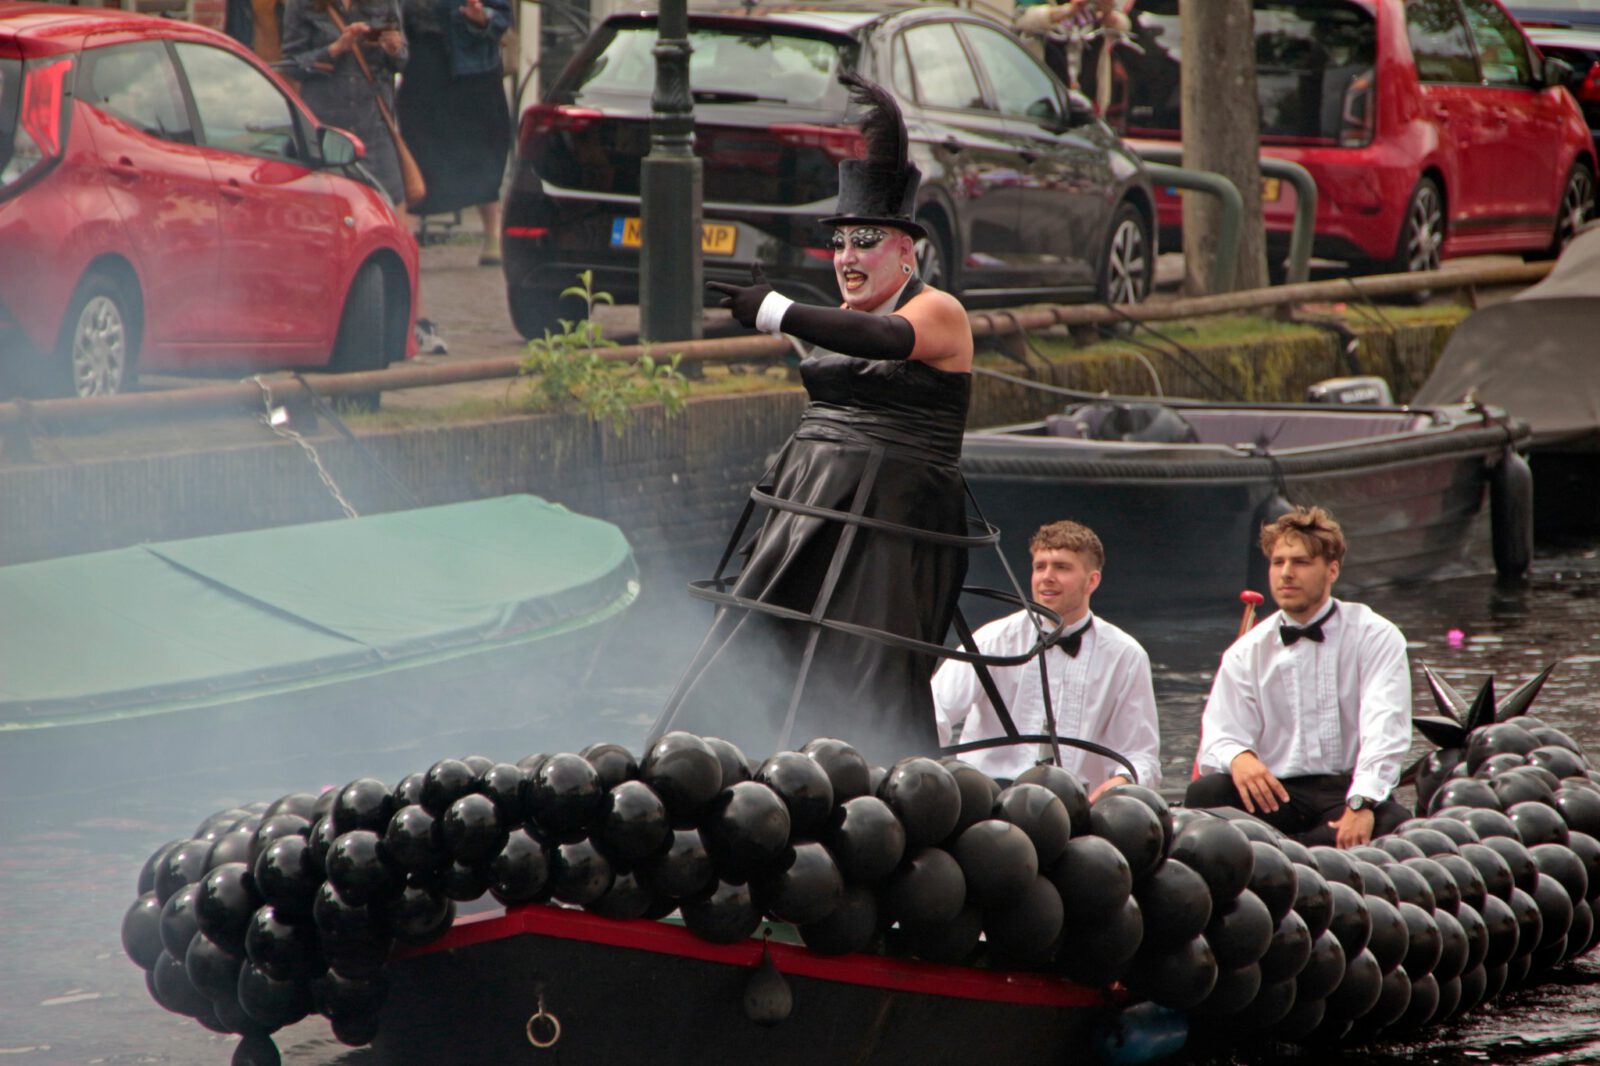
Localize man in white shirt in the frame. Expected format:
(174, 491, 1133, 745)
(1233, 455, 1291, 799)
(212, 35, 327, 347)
(1187, 506, 1412, 848)
(932, 520, 1161, 798)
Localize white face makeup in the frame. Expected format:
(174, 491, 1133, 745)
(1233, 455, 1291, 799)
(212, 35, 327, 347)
(832, 225, 914, 311)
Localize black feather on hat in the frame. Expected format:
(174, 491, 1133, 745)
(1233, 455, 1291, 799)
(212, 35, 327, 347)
(821, 71, 926, 240)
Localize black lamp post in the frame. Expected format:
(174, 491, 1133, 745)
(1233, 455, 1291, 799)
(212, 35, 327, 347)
(638, 0, 702, 342)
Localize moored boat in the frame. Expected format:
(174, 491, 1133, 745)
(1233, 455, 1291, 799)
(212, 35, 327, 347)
(960, 397, 1531, 617)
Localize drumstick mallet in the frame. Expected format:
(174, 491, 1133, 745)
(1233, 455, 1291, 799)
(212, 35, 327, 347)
(1193, 589, 1268, 781)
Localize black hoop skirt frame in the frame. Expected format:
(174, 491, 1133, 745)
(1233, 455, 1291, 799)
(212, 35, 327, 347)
(395, 31, 511, 216)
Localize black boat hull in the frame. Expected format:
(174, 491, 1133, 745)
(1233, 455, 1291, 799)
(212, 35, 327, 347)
(377, 907, 1111, 1065)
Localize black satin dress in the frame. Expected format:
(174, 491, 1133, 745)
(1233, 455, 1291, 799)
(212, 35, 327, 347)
(651, 293, 972, 767)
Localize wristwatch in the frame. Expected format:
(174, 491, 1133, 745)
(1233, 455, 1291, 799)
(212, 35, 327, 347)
(1346, 794, 1379, 812)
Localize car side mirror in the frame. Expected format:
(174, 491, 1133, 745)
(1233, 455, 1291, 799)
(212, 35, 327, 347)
(319, 126, 365, 167)
(1065, 89, 1097, 128)
(1541, 54, 1577, 89)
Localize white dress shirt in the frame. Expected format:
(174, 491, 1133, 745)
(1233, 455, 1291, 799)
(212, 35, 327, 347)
(1197, 597, 1411, 803)
(932, 610, 1162, 788)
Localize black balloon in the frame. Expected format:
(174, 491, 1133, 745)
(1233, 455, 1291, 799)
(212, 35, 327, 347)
(1479, 891, 1521, 967)
(703, 737, 753, 788)
(1192, 962, 1262, 1020)
(1530, 872, 1575, 951)
(1050, 835, 1133, 922)
(489, 829, 551, 904)
(207, 827, 256, 871)
(1384, 861, 1437, 912)
(123, 891, 166, 970)
(879, 757, 962, 846)
(550, 839, 614, 906)
(1373, 835, 1427, 863)
(1508, 885, 1545, 960)
(387, 877, 457, 941)
(1353, 860, 1398, 907)
(140, 840, 185, 895)
(1456, 961, 1489, 1014)
(382, 804, 442, 874)
(253, 836, 317, 921)
(1089, 793, 1165, 883)
(526, 753, 602, 837)
(264, 793, 319, 822)
(1127, 934, 1218, 1010)
(644, 828, 715, 900)
(244, 903, 319, 982)
(641, 732, 724, 825)
(460, 755, 494, 776)
(1568, 831, 1600, 904)
(1205, 888, 1274, 970)
(237, 959, 312, 1030)
(1422, 817, 1481, 846)
(799, 885, 881, 956)
(900, 903, 984, 965)
(1291, 862, 1334, 939)
(419, 758, 477, 817)
(760, 841, 844, 926)
(159, 883, 203, 961)
(1434, 852, 1489, 915)
(801, 738, 872, 802)
(1554, 786, 1600, 838)
(184, 929, 244, 1002)
(150, 950, 211, 1018)
(1458, 842, 1515, 902)
(681, 880, 764, 944)
(156, 839, 215, 905)
(824, 796, 908, 884)
(1363, 965, 1412, 1032)
(703, 781, 792, 882)
(194, 863, 261, 955)
(1531, 842, 1589, 905)
(1466, 722, 1542, 773)
(1428, 777, 1502, 814)
(311, 968, 389, 1021)
(392, 771, 426, 809)
(1099, 783, 1173, 855)
(325, 830, 399, 906)
(1482, 835, 1540, 894)
(1309, 846, 1361, 892)
(1432, 907, 1469, 982)
(1056, 895, 1143, 987)
(1508, 800, 1570, 847)
(594, 780, 671, 867)
(1363, 894, 1409, 975)
(1172, 818, 1254, 902)
(477, 763, 528, 822)
(586, 871, 655, 921)
(1398, 826, 1461, 858)
(1326, 880, 1372, 958)
(1014, 763, 1091, 838)
(1403, 856, 1462, 915)
(1258, 908, 1313, 983)
(883, 846, 966, 926)
(1136, 857, 1214, 950)
(1399, 900, 1442, 979)
(1249, 843, 1300, 923)
(953, 819, 1038, 906)
(1323, 947, 1383, 1023)
(940, 758, 1002, 838)
(1455, 901, 1490, 972)
(755, 752, 836, 840)
(1390, 970, 1439, 1034)
(580, 742, 639, 791)
(983, 875, 1063, 964)
(313, 880, 387, 954)
(1294, 929, 1346, 1001)
(436, 859, 490, 904)
(332, 778, 394, 836)
(1460, 806, 1522, 842)
(441, 794, 508, 865)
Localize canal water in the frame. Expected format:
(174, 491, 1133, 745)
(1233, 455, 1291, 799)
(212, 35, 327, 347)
(3, 541, 1598, 1064)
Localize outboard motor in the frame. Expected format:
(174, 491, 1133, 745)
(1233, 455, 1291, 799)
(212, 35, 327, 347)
(1306, 376, 1394, 405)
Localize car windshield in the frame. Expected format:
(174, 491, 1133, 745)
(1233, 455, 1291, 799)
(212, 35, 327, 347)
(1106, 0, 1376, 140)
(572, 24, 851, 109)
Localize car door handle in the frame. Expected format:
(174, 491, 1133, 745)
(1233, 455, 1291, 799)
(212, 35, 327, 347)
(106, 157, 139, 181)
(220, 178, 247, 202)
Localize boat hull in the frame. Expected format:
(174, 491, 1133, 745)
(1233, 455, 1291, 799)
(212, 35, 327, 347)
(960, 405, 1522, 617)
(376, 907, 1110, 1066)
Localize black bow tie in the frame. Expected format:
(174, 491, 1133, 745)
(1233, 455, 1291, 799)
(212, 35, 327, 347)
(1281, 604, 1337, 646)
(1053, 619, 1092, 658)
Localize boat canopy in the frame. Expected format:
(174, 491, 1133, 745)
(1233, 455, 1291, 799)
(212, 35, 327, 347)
(1414, 224, 1600, 447)
(0, 495, 638, 729)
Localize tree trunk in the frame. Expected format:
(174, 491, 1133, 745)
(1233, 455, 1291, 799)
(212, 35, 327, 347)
(1180, 0, 1267, 294)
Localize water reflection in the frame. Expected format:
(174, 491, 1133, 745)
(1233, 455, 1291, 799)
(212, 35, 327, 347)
(3, 545, 1598, 1063)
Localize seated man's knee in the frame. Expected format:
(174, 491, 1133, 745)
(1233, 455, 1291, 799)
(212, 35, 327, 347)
(1373, 799, 1411, 839)
(1185, 772, 1240, 809)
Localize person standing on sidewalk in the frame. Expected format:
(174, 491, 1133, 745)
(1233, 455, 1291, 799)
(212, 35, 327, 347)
(397, 0, 513, 271)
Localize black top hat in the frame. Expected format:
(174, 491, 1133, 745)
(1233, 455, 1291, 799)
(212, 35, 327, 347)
(821, 72, 926, 241)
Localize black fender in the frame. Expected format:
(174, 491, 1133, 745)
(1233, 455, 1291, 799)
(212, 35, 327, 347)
(1490, 447, 1533, 580)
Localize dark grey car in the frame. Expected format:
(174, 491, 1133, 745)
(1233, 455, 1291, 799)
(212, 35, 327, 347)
(501, 3, 1156, 339)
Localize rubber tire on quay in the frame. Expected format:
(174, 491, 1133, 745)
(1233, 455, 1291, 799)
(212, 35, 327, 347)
(1098, 200, 1153, 307)
(330, 262, 394, 411)
(507, 283, 587, 342)
(1377, 176, 1443, 304)
(52, 268, 140, 398)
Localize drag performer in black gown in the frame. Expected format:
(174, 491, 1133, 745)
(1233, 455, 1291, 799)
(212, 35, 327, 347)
(647, 74, 977, 766)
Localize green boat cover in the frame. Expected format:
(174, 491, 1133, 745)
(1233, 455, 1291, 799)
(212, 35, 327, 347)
(0, 495, 637, 730)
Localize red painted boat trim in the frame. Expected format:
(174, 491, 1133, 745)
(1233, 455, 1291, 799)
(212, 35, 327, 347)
(395, 905, 1109, 1009)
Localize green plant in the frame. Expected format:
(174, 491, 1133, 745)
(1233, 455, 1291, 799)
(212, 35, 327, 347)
(519, 271, 689, 432)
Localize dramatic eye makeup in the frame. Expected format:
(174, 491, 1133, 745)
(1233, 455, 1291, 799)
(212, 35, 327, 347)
(829, 227, 889, 252)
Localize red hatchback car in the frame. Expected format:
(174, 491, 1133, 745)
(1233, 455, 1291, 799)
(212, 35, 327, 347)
(1096, 0, 1597, 276)
(0, 2, 417, 398)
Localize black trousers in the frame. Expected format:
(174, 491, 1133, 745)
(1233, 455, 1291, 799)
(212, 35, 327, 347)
(1184, 772, 1409, 846)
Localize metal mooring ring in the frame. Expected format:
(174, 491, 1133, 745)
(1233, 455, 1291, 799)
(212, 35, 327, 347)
(525, 1006, 561, 1048)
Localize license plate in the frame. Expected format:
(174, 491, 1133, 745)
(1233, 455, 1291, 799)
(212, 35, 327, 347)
(611, 217, 737, 256)
(1262, 177, 1282, 202)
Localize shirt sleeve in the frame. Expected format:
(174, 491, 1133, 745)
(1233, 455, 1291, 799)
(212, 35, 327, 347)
(1199, 641, 1260, 774)
(281, 0, 338, 79)
(1104, 644, 1162, 789)
(1349, 619, 1413, 803)
(931, 656, 982, 746)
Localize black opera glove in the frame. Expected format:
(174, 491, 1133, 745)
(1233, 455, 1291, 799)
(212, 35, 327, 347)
(705, 263, 772, 330)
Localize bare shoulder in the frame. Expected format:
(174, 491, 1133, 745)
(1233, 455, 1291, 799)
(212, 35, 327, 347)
(899, 286, 973, 369)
